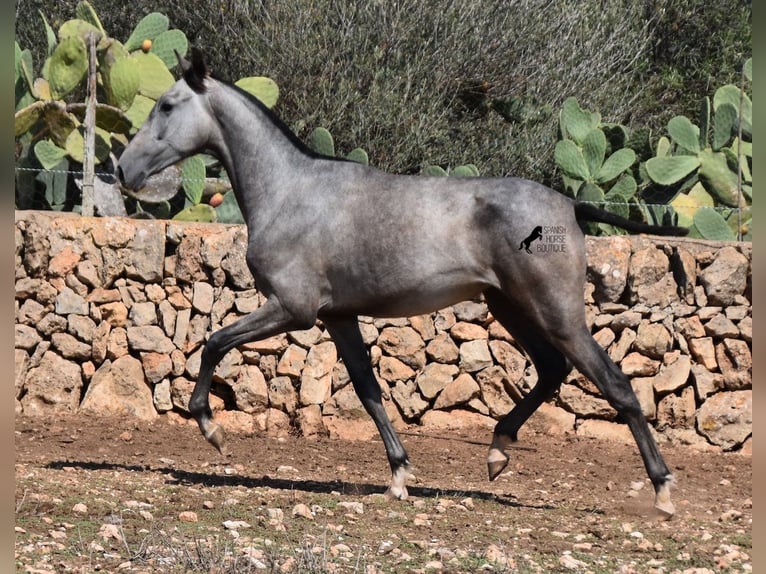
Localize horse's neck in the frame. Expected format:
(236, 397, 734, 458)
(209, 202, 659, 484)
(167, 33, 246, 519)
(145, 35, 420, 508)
(208, 83, 310, 223)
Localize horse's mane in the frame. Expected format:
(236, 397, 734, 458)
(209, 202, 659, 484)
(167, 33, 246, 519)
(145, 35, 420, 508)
(213, 73, 346, 163)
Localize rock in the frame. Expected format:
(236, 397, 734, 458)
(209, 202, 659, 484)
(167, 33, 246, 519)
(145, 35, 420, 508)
(433, 373, 480, 409)
(276, 344, 307, 378)
(620, 352, 659, 376)
(128, 301, 157, 326)
(674, 315, 706, 339)
(450, 321, 488, 342)
(106, 327, 129, 360)
(475, 366, 516, 418)
(415, 363, 459, 399)
(627, 247, 676, 307)
(575, 419, 633, 444)
(153, 379, 173, 412)
(716, 339, 751, 391)
(80, 355, 157, 420)
(55, 287, 89, 315)
(216, 410, 254, 435)
(610, 311, 642, 332)
(409, 314, 436, 341)
(192, 281, 215, 314)
(18, 298, 47, 325)
(231, 365, 269, 413)
(296, 404, 326, 437)
(690, 365, 724, 400)
(67, 314, 96, 343)
(51, 332, 91, 361)
(268, 376, 298, 413)
(529, 402, 576, 435)
(391, 379, 429, 420)
(738, 316, 752, 343)
(420, 408, 495, 430)
(240, 334, 288, 355)
(593, 327, 615, 349)
(127, 325, 175, 354)
(21, 351, 83, 415)
(704, 314, 740, 338)
(586, 235, 631, 302)
(608, 328, 636, 362)
(299, 341, 336, 405)
(633, 322, 672, 359)
(141, 353, 173, 384)
(688, 337, 717, 371)
(15, 349, 28, 399)
(15, 324, 41, 351)
(652, 354, 691, 395)
(459, 339, 493, 372)
(630, 377, 656, 420)
(378, 356, 416, 383)
(377, 326, 426, 370)
(452, 300, 488, 322)
(488, 340, 527, 382)
(37, 313, 68, 337)
(699, 246, 748, 306)
(697, 390, 752, 449)
(656, 386, 696, 429)
(557, 384, 615, 419)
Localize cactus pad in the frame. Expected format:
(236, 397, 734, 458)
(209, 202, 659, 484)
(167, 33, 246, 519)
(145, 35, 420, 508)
(15, 101, 45, 136)
(554, 139, 589, 181)
(559, 97, 600, 145)
(693, 208, 735, 241)
(596, 148, 636, 184)
(235, 77, 280, 108)
(345, 148, 369, 165)
(149, 29, 188, 68)
(181, 155, 206, 205)
(43, 101, 78, 146)
(109, 57, 140, 110)
(65, 125, 111, 164)
(125, 94, 155, 129)
(58, 18, 103, 44)
(124, 12, 169, 52)
(422, 165, 449, 177)
(310, 127, 335, 157)
(34, 139, 68, 170)
(645, 155, 700, 187)
(75, 1, 105, 36)
(667, 116, 700, 154)
(697, 149, 740, 207)
(48, 36, 88, 100)
(172, 204, 217, 222)
(131, 52, 174, 99)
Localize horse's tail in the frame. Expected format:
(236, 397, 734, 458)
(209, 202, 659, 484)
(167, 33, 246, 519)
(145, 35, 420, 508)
(574, 201, 688, 236)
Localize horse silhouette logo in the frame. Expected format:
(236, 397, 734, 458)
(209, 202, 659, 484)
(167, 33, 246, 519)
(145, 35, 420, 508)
(519, 226, 543, 253)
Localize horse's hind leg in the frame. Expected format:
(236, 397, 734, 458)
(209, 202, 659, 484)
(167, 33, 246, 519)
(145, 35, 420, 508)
(483, 288, 572, 480)
(324, 317, 412, 499)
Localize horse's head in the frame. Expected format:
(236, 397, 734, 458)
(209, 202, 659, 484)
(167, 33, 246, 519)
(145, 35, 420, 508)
(116, 48, 214, 192)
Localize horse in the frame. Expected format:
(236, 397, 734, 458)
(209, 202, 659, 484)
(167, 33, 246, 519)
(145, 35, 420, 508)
(117, 48, 686, 517)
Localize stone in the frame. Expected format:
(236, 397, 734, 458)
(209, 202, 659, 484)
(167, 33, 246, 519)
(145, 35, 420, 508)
(37, 313, 68, 337)
(633, 322, 672, 359)
(172, 308, 192, 349)
(459, 340, 493, 372)
(141, 352, 173, 384)
(433, 373, 480, 409)
(716, 339, 751, 391)
(268, 376, 297, 413)
(378, 356, 416, 383)
(18, 298, 47, 325)
(656, 386, 696, 429)
(620, 352, 659, 377)
(593, 327, 615, 349)
(100, 302, 129, 328)
(322, 384, 367, 420)
(425, 333, 459, 364)
(391, 379, 429, 420)
(586, 235, 631, 303)
(192, 281, 215, 314)
(575, 419, 633, 444)
(153, 379, 173, 412)
(608, 328, 636, 363)
(240, 334, 288, 355)
(296, 404, 326, 438)
(201, 230, 235, 268)
(652, 354, 691, 395)
(88, 288, 121, 304)
(738, 316, 752, 343)
(55, 287, 89, 315)
(452, 300, 488, 322)
(690, 365, 724, 400)
(529, 402, 576, 435)
(449, 321, 488, 342)
(627, 247, 677, 307)
(288, 325, 324, 348)
(15, 324, 41, 351)
(557, 384, 615, 419)
(420, 409, 495, 430)
(475, 366, 516, 418)
(128, 301, 157, 327)
(184, 315, 210, 353)
(688, 337, 717, 371)
(127, 326, 175, 353)
(409, 314, 436, 341)
(15, 349, 29, 399)
(216, 410, 255, 435)
(51, 332, 92, 361)
(704, 314, 739, 338)
(21, 351, 83, 415)
(299, 341, 336, 405)
(610, 311, 642, 332)
(698, 246, 748, 306)
(107, 327, 129, 360)
(630, 377, 656, 420)
(488, 340, 527, 382)
(415, 363, 459, 399)
(674, 315, 706, 339)
(48, 244, 81, 277)
(377, 326, 426, 370)
(696, 390, 751, 449)
(276, 344, 307, 378)
(231, 365, 269, 413)
(67, 314, 96, 343)
(80, 356, 157, 420)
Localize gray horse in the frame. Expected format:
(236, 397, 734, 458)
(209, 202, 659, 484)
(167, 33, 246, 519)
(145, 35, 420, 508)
(117, 48, 686, 516)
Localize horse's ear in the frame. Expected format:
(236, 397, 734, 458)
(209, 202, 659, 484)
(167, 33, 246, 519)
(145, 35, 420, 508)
(176, 47, 208, 92)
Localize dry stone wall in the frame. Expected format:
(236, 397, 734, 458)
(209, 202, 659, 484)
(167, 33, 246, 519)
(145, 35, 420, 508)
(14, 211, 752, 453)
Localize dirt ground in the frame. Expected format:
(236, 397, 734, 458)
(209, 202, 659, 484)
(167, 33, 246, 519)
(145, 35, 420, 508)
(15, 414, 752, 573)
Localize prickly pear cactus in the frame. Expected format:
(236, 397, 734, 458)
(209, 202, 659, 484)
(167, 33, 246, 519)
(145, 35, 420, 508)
(47, 36, 88, 99)
(124, 12, 169, 52)
(235, 77, 280, 108)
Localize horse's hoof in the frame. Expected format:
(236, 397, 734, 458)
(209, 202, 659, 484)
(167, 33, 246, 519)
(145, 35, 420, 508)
(205, 424, 227, 456)
(385, 485, 409, 500)
(654, 478, 675, 519)
(486, 446, 509, 481)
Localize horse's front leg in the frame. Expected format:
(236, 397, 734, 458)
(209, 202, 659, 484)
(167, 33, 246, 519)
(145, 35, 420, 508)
(323, 317, 412, 499)
(189, 296, 313, 454)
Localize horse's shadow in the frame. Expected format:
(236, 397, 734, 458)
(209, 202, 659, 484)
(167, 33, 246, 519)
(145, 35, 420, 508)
(45, 459, 559, 511)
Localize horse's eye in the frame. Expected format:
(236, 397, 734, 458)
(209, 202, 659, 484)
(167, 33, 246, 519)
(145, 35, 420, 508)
(159, 101, 173, 113)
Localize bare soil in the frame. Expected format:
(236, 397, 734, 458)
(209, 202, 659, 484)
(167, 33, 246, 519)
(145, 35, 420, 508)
(15, 414, 752, 573)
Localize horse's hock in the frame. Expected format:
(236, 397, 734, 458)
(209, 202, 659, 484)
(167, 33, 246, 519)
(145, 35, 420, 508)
(14, 211, 752, 453)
